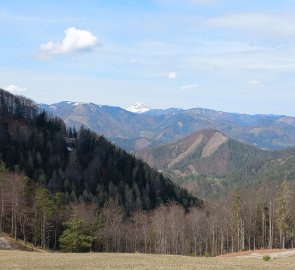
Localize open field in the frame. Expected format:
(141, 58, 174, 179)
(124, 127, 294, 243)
(0, 251, 295, 270)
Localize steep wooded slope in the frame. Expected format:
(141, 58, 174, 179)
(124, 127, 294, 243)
(0, 89, 200, 212)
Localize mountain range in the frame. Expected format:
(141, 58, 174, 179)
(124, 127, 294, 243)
(136, 129, 295, 198)
(40, 101, 295, 151)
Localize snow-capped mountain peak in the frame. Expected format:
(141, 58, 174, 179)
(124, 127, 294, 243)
(126, 102, 150, 113)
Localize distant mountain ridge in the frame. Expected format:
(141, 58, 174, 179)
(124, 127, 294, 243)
(40, 101, 295, 151)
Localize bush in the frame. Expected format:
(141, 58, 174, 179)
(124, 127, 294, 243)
(262, 255, 271, 262)
(204, 252, 212, 258)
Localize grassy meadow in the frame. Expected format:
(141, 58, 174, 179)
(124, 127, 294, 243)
(0, 251, 295, 270)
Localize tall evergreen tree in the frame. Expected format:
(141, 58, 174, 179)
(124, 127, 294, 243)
(275, 180, 292, 249)
(59, 208, 93, 252)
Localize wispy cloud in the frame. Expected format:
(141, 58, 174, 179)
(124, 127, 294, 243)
(248, 80, 260, 85)
(208, 13, 295, 37)
(181, 84, 199, 90)
(38, 27, 98, 59)
(189, 0, 217, 5)
(129, 59, 139, 64)
(5, 84, 26, 93)
(168, 72, 177, 79)
(156, 0, 218, 7)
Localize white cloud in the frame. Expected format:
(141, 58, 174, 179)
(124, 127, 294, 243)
(248, 80, 260, 85)
(39, 27, 98, 58)
(5, 84, 26, 93)
(168, 72, 177, 79)
(181, 84, 199, 90)
(129, 59, 139, 64)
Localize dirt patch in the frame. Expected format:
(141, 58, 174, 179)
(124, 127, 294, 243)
(220, 249, 295, 259)
(0, 232, 35, 251)
(0, 236, 12, 249)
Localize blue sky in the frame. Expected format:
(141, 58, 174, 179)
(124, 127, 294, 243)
(1, 0, 295, 115)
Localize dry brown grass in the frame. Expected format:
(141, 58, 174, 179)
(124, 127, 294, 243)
(220, 248, 289, 257)
(0, 250, 295, 270)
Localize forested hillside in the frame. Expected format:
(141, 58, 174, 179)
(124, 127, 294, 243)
(136, 129, 295, 198)
(0, 89, 199, 212)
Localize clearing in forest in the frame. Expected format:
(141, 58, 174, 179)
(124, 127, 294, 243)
(0, 250, 295, 270)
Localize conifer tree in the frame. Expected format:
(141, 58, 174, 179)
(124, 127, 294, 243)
(59, 208, 93, 252)
(231, 189, 242, 251)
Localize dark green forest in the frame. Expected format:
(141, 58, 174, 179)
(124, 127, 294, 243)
(0, 89, 199, 214)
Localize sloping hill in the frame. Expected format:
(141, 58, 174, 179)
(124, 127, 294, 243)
(41, 102, 295, 151)
(136, 129, 289, 198)
(136, 129, 275, 175)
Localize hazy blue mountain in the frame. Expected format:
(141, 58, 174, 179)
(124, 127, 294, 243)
(40, 102, 295, 151)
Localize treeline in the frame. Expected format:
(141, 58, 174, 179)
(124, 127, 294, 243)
(1, 166, 295, 255)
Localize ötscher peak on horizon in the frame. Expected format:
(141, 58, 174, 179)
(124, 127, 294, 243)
(126, 102, 151, 113)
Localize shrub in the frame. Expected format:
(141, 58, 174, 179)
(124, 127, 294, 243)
(204, 252, 212, 258)
(262, 255, 271, 262)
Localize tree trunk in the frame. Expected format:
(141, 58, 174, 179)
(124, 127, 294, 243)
(23, 216, 26, 244)
(240, 220, 245, 251)
(194, 237, 197, 256)
(0, 187, 3, 231)
(268, 202, 273, 249)
(212, 224, 215, 256)
(248, 227, 251, 250)
(11, 205, 14, 235)
(226, 230, 229, 253)
(231, 231, 234, 253)
(144, 233, 147, 253)
(14, 210, 17, 240)
(220, 229, 224, 255)
(54, 226, 57, 251)
(261, 209, 265, 248)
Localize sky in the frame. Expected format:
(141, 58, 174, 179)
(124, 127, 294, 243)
(1, 0, 295, 115)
